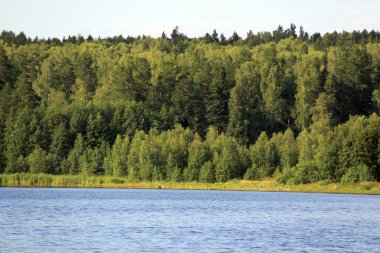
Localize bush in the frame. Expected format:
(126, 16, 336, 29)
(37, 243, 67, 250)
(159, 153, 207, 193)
(319, 178, 334, 186)
(244, 164, 260, 180)
(275, 166, 295, 184)
(341, 163, 374, 184)
(28, 146, 53, 174)
(341, 169, 359, 184)
(110, 178, 125, 184)
(199, 161, 215, 183)
(291, 161, 320, 184)
(277, 161, 320, 184)
(5, 156, 29, 173)
(272, 167, 282, 180)
(361, 184, 374, 191)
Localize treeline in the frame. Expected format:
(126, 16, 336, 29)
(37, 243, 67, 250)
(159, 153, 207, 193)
(1, 25, 380, 184)
(2, 24, 380, 48)
(3, 116, 380, 184)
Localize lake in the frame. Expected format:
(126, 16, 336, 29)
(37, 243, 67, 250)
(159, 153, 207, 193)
(0, 188, 379, 252)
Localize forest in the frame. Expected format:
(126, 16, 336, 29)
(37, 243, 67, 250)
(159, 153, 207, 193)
(1, 24, 380, 184)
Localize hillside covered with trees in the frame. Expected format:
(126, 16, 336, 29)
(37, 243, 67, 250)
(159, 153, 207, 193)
(1, 24, 380, 184)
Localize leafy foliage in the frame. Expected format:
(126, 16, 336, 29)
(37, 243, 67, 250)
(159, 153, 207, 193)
(1, 26, 380, 184)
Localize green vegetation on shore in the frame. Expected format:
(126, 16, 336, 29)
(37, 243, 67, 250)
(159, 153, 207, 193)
(1, 25, 380, 186)
(1, 173, 380, 195)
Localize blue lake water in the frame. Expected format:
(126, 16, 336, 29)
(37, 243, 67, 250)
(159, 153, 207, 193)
(0, 188, 379, 252)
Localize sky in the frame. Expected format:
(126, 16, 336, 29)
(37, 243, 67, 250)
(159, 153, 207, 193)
(1, 0, 380, 39)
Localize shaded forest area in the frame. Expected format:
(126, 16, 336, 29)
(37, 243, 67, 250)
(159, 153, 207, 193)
(1, 24, 380, 184)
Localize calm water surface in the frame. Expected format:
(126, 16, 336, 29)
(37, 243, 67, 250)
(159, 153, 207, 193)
(0, 187, 379, 252)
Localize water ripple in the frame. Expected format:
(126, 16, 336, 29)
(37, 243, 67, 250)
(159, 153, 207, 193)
(0, 188, 379, 252)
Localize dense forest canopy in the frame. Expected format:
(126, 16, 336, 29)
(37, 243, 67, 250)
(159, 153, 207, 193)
(1, 24, 380, 184)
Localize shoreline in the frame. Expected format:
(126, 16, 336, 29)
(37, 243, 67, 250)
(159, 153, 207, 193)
(1, 173, 380, 195)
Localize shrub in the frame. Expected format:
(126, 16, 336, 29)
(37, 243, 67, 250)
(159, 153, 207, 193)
(5, 156, 29, 173)
(244, 164, 260, 180)
(292, 161, 320, 184)
(277, 161, 320, 184)
(275, 166, 295, 184)
(28, 146, 53, 174)
(341, 163, 374, 184)
(199, 161, 215, 183)
(319, 178, 334, 186)
(110, 178, 125, 184)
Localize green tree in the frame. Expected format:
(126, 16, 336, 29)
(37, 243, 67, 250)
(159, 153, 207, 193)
(0, 43, 11, 89)
(245, 132, 278, 179)
(325, 46, 372, 122)
(49, 122, 70, 173)
(227, 61, 263, 144)
(73, 46, 97, 95)
(79, 141, 108, 176)
(294, 51, 324, 130)
(128, 57, 151, 102)
(213, 134, 249, 182)
(372, 89, 380, 113)
(162, 126, 194, 181)
(106, 134, 130, 177)
(4, 109, 33, 172)
(0, 119, 5, 172)
(28, 145, 53, 173)
(199, 161, 215, 183)
(86, 111, 109, 147)
(272, 128, 298, 170)
(183, 139, 212, 181)
(33, 46, 76, 103)
(127, 131, 147, 181)
(62, 133, 85, 175)
(138, 130, 165, 181)
(205, 57, 234, 132)
(172, 78, 207, 135)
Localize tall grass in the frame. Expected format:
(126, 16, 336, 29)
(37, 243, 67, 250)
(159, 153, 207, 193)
(0, 173, 379, 194)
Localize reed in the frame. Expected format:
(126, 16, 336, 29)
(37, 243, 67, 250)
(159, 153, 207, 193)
(0, 173, 379, 194)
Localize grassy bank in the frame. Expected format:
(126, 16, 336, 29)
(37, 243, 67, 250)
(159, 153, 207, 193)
(0, 173, 380, 194)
